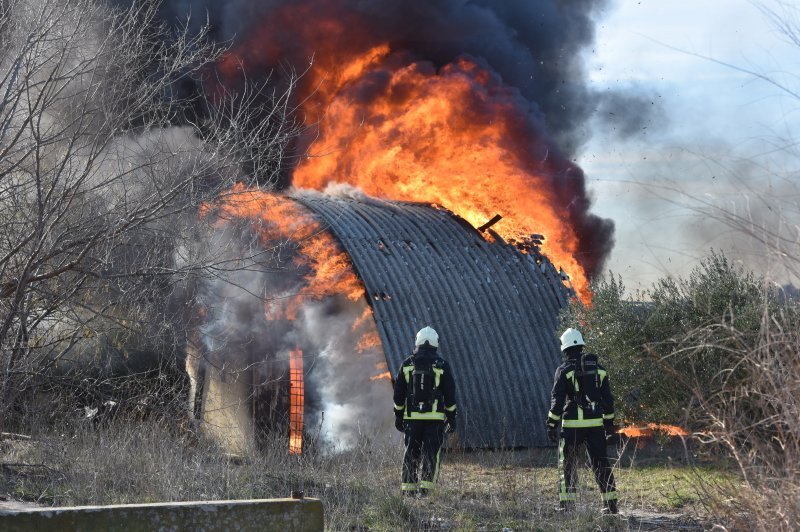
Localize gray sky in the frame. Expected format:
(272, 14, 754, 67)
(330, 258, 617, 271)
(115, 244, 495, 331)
(579, 0, 800, 289)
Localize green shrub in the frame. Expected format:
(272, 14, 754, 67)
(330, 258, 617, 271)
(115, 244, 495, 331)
(561, 251, 789, 425)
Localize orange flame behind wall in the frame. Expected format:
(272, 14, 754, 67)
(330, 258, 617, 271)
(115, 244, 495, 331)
(289, 348, 304, 455)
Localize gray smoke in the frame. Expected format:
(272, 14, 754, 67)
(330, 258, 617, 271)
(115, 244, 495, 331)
(296, 299, 394, 451)
(189, 193, 393, 452)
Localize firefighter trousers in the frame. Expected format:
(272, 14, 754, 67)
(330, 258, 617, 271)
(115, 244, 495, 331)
(401, 421, 445, 492)
(558, 426, 618, 505)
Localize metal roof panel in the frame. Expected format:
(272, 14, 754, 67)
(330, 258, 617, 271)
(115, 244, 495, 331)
(292, 190, 568, 447)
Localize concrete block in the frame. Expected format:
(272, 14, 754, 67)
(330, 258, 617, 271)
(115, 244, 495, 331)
(0, 497, 323, 531)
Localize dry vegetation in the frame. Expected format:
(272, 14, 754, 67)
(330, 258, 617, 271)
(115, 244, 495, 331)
(0, 0, 299, 437)
(661, 307, 800, 530)
(0, 420, 732, 531)
(562, 250, 800, 531)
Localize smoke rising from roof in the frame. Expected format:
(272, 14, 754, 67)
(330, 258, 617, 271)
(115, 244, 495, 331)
(149, 0, 642, 279)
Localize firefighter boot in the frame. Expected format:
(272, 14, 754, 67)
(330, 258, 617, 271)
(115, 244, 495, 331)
(602, 499, 618, 515)
(558, 501, 574, 512)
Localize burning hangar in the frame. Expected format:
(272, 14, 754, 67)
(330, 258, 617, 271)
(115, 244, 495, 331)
(188, 189, 572, 450)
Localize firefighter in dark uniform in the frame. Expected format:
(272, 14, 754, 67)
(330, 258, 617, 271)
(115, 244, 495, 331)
(393, 326, 458, 496)
(546, 328, 619, 514)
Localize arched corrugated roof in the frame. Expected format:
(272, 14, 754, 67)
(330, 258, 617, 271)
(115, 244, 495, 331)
(292, 189, 570, 447)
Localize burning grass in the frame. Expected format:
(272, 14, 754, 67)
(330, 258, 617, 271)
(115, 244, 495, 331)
(0, 421, 735, 530)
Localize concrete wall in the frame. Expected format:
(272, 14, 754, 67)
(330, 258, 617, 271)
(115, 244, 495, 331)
(201, 360, 254, 455)
(0, 497, 323, 532)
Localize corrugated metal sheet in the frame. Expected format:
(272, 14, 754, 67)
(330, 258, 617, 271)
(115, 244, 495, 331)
(292, 190, 570, 448)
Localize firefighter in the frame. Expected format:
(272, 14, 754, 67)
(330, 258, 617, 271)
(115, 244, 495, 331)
(546, 327, 619, 514)
(393, 326, 458, 497)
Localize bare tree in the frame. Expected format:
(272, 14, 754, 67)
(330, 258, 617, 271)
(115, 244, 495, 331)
(0, 0, 299, 431)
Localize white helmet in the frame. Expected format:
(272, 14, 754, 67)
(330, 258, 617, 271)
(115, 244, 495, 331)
(559, 328, 585, 352)
(415, 326, 439, 347)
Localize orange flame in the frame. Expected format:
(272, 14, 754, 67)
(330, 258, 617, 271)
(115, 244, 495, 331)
(356, 330, 382, 353)
(203, 184, 364, 303)
(370, 371, 391, 382)
(351, 306, 374, 331)
(618, 423, 689, 439)
(290, 51, 590, 301)
(214, 2, 605, 304)
(289, 348, 304, 455)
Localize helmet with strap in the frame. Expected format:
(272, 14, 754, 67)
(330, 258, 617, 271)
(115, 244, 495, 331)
(560, 328, 585, 352)
(415, 326, 439, 347)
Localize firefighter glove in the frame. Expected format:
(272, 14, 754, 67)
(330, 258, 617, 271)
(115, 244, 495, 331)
(604, 419, 618, 436)
(547, 425, 558, 443)
(394, 412, 405, 432)
(445, 413, 456, 434)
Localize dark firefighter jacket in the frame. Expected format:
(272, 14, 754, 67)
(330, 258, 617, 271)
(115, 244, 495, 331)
(393, 344, 457, 421)
(547, 354, 615, 429)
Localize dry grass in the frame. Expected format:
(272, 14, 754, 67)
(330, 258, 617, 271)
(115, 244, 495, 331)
(0, 419, 735, 531)
(663, 305, 800, 531)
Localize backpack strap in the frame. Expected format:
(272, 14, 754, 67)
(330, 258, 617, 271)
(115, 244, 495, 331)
(402, 355, 415, 384)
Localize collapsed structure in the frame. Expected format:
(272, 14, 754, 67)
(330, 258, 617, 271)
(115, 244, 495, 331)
(187, 189, 571, 451)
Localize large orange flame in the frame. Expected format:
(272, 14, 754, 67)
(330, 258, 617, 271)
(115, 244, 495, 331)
(215, 0, 597, 302)
(292, 49, 589, 299)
